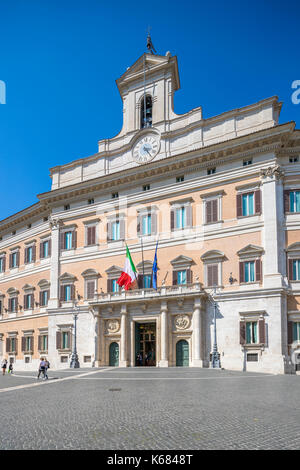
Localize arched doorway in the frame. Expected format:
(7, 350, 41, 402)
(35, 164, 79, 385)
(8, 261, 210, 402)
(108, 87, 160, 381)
(109, 342, 119, 367)
(176, 340, 189, 367)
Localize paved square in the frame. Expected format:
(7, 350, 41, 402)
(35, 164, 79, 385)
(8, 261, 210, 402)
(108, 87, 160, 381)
(0, 367, 300, 450)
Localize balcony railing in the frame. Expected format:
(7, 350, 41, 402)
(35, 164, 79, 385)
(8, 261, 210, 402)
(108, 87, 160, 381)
(90, 282, 203, 304)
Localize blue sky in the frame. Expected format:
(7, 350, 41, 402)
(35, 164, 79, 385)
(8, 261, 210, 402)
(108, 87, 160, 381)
(0, 0, 299, 221)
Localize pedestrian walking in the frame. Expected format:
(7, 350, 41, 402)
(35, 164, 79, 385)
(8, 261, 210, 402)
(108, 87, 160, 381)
(37, 358, 46, 380)
(44, 358, 50, 380)
(1, 359, 7, 375)
(8, 362, 13, 374)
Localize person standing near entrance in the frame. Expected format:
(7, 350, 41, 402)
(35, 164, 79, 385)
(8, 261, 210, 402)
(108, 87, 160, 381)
(1, 358, 7, 375)
(8, 362, 13, 374)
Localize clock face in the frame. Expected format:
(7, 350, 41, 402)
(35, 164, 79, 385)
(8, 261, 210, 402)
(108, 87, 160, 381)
(132, 134, 160, 164)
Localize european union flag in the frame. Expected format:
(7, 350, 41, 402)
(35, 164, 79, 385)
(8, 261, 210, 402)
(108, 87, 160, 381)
(152, 241, 158, 290)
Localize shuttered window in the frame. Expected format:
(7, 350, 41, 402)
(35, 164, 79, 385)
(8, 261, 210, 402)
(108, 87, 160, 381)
(293, 322, 300, 342)
(237, 190, 261, 217)
(40, 240, 51, 258)
(0, 256, 5, 273)
(205, 199, 218, 224)
(39, 290, 49, 307)
(240, 260, 262, 283)
(207, 264, 218, 287)
(86, 226, 96, 246)
(86, 280, 95, 299)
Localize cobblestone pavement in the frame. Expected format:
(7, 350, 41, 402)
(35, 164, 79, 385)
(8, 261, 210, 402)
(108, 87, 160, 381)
(0, 367, 300, 450)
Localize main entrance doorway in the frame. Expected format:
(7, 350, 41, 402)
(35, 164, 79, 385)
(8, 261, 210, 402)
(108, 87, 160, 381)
(176, 340, 189, 366)
(109, 342, 119, 367)
(135, 322, 156, 366)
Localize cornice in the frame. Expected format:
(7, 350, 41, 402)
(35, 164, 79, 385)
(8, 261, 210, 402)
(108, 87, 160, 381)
(40, 123, 294, 206)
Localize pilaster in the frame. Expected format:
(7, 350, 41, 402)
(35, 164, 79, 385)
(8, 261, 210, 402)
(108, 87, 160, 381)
(159, 300, 168, 367)
(48, 217, 63, 308)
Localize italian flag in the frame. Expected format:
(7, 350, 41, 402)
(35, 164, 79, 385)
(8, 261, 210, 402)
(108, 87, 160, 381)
(117, 245, 137, 290)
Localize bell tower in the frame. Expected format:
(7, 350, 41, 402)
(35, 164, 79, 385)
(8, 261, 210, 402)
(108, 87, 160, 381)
(116, 52, 181, 136)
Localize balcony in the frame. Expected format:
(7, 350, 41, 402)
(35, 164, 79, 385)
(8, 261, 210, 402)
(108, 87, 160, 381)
(89, 282, 204, 306)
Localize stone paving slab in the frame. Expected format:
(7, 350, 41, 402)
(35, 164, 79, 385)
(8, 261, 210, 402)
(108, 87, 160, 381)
(0, 367, 299, 450)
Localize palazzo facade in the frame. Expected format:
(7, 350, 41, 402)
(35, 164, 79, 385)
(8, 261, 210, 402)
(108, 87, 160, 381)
(0, 52, 300, 374)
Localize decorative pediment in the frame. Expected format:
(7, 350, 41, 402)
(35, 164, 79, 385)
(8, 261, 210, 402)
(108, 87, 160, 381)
(81, 269, 100, 278)
(116, 53, 180, 93)
(23, 284, 35, 292)
(170, 255, 194, 268)
(105, 265, 122, 279)
(7, 287, 19, 295)
(237, 245, 264, 259)
(200, 250, 226, 262)
(287, 242, 300, 252)
(38, 279, 50, 288)
(286, 243, 300, 258)
(59, 272, 77, 282)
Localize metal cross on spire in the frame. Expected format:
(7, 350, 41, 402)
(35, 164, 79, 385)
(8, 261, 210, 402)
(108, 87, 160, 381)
(146, 27, 156, 54)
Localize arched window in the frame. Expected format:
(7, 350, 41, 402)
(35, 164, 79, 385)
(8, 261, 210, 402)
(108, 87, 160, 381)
(140, 95, 152, 129)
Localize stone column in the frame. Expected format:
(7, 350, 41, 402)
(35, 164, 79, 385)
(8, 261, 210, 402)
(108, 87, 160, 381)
(119, 304, 128, 367)
(193, 296, 202, 367)
(48, 217, 62, 308)
(159, 300, 168, 367)
(93, 308, 103, 367)
(260, 165, 285, 288)
(130, 319, 135, 367)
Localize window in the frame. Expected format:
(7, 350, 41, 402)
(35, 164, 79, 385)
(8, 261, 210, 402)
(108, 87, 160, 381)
(207, 167, 216, 175)
(40, 240, 50, 258)
(243, 159, 252, 166)
(205, 199, 219, 224)
(112, 192, 119, 199)
(65, 285, 72, 302)
(6, 336, 17, 353)
(0, 256, 5, 273)
(40, 290, 49, 307)
(64, 204, 70, 211)
(177, 270, 187, 285)
(24, 294, 34, 310)
(62, 332, 70, 349)
(244, 261, 255, 283)
(247, 353, 258, 362)
(65, 232, 73, 250)
(143, 274, 152, 288)
(240, 317, 265, 346)
(88, 198, 94, 205)
(175, 207, 186, 229)
(206, 264, 218, 287)
(237, 190, 261, 217)
(86, 280, 96, 300)
(112, 279, 119, 293)
(10, 251, 19, 268)
(176, 176, 184, 183)
(112, 221, 120, 241)
(293, 322, 300, 342)
(291, 260, 300, 281)
(25, 245, 34, 264)
(143, 185, 150, 191)
(142, 214, 151, 235)
(9, 297, 18, 313)
(246, 321, 258, 344)
(289, 191, 300, 213)
(56, 331, 71, 350)
(22, 336, 33, 353)
(242, 193, 254, 216)
(140, 95, 152, 129)
(86, 225, 96, 246)
(38, 334, 48, 351)
(289, 156, 299, 163)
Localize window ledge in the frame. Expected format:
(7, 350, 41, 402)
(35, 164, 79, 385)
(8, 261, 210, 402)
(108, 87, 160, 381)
(57, 349, 71, 354)
(242, 343, 265, 350)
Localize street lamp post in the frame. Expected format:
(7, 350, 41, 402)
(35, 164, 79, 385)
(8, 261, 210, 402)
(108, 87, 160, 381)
(70, 301, 80, 369)
(211, 286, 221, 369)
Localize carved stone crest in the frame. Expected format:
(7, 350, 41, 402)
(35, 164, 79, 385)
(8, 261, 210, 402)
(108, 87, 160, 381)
(106, 319, 120, 333)
(174, 314, 190, 330)
(260, 165, 284, 180)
